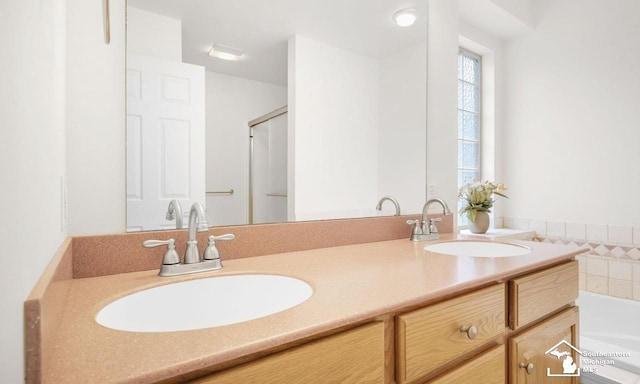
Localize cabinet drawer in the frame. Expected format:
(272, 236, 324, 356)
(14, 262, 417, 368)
(427, 345, 505, 384)
(509, 261, 578, 330)
(396, 284, 505, 384)
(193, 322, 385, 384)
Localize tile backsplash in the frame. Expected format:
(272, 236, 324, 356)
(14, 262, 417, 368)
(501, 217, 640, 301)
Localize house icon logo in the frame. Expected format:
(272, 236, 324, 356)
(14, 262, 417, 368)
(545, 340, 582, 377)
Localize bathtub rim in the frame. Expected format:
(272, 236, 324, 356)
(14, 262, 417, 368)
(577, 290, 640, 377)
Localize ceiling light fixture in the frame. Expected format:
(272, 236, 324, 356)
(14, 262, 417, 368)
(208, 44, 244, 61)
(393, 9, 417, 27)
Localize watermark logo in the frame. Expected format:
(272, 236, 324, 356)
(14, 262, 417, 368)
(545, 340, 582, 377)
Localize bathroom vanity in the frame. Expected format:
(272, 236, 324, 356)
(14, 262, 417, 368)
(194, 261, 579, 384)
(26, 227, 583, 384)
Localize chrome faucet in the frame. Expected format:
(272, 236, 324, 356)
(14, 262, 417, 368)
(143, 202, 235, 276)
(406, 198, 452, 241)
(166, 199, 184, 229)
(184, 202, 209, 264)
(376, 196, 401, 216)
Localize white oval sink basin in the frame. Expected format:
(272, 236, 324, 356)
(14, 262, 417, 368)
(424, 241, 531, 257)
(96, 274, 313, 332)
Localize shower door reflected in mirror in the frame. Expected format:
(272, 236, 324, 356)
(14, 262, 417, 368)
(249, 108, 288, 225)
(126, 0, 429, 231)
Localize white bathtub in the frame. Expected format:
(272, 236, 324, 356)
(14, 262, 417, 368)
(577, 290, 640, 384)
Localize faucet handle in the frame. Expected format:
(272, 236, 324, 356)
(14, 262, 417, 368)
(203, 234, 235, 261)
(143, 239, 180, 265)
(406, 219, 423, 235)
(210, 234, 236, 241)
(429, 218, 443, 234)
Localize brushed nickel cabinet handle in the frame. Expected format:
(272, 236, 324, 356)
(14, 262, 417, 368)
(459, 325, 477, 339)
(519, 362, 534, 374)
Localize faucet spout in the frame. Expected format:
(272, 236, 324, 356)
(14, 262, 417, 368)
(187, 202, 208, 240)
(185, 202, 209, 264)
(376, 196, 401, 216)
(422, 198, 451, 223)
(166, 200, 184, 229)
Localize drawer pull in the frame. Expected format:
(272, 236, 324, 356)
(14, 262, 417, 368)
(459, 325, 477, 339)
(519, 362, 534, 374)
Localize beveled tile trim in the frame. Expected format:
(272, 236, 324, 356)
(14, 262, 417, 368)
(537, 237, 640, 261)
(503, 216, 640, 301)
(534, 235, 640, 301)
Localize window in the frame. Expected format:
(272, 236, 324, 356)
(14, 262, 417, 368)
(457, 49, 481, 226)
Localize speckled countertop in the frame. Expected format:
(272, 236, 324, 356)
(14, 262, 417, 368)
(43, 235, 584, 383)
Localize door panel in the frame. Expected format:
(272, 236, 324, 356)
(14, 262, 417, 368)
(126, 54, 205, 231)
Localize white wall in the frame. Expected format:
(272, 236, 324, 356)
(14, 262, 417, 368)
(66, 0, 126, 235)
(289, 35, 380, 220)
(489, 0, 536, 27)
(127, 7, 182, 61)
(502, 0, 640, 227)
(205, 71, 286, 225)
(378, 40, 428, 215)
(0, 1, 67, 381)
(426, 0, 460, 218)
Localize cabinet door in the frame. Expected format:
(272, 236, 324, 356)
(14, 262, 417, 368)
(428, 345, 505, 384)
(509, 307, 579, 384)
(192, 322, 385, 384)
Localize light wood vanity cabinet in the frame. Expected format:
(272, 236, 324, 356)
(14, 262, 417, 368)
(428, 344, 506, 384)
(192, 321, 386, 384)
(509, 307, 579, 384)
(188, 260, 579, 384)
(396, 284, 506, 384)
(508, 261, 579, 330)
(395, 260, 579, 384)
(508, 261, 580, 384)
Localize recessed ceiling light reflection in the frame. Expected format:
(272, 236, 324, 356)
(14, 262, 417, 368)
(208, 44, 244, 61)
(393, 9, 417, 27)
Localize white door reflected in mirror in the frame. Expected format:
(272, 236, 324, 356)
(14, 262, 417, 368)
(126, 54, 205, 231)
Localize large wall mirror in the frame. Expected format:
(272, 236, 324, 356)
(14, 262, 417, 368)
(126, 0, 428, 231)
